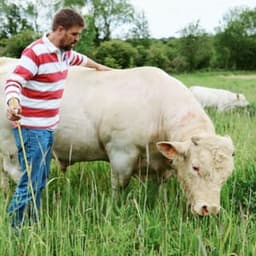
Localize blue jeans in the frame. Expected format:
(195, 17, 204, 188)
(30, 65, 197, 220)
(8, 127, 53, 227)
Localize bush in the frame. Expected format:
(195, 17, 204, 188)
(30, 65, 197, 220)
(144, 42, 170, 71)
(134, 45, 148, 67)
(170, 55, 189, 73)
(0, 30, 38, 57)
(94, 40, 138, 68)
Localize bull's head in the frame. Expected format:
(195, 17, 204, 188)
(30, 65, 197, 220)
(156, 135, 235, 216)
(236, 93, 249, 107)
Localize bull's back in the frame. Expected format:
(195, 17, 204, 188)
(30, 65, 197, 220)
(63, 66, 201, 117)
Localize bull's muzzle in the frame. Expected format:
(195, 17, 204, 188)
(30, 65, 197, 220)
(192, 201, 220, 216)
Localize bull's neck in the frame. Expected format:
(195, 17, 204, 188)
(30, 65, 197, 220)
(165, 111, 215, 141)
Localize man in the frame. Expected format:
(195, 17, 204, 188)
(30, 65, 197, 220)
(5, 8, 111, 228)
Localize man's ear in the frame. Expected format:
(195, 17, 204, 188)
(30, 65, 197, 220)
(156, 141, 190, 160)
(56, 25, 65, 33)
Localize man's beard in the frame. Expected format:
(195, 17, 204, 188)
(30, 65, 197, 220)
(60, 44, 73, 51)
(59, 39, 75, 51)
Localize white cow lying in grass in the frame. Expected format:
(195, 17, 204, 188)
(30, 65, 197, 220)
(0, 57, 235, 216)
(190, 85, 249, 112)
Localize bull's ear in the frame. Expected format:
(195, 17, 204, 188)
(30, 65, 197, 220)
(156, 141, 190, 160)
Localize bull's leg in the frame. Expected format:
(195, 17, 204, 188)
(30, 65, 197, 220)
(3, 155, 22, 183)
(106, 145, 138, 193)
(0, 155, 7, 191)
(0, 154, 22, 192)
(0, 168, 10, 192)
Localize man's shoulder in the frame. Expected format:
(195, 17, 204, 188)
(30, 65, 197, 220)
(26, 38, 44, 50)
(23, 38, 51, 60)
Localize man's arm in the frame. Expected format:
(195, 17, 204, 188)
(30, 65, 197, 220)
(5, 49, 38, 121)
(82, 57, 112, 71)
(69, 50, 111, 71)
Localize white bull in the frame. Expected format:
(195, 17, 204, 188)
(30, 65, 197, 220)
(190, 85, 249, 112)
(0, 57, 235, 216)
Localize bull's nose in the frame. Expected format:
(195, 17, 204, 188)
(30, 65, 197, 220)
(193, 202, 220, 216)
(201, 205, 209, 215)
(200, 205, 220, 216)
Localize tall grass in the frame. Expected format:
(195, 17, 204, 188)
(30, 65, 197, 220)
(1, 71, 256, 255)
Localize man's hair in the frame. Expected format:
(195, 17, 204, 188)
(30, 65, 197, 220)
(52, 8, 85, 31)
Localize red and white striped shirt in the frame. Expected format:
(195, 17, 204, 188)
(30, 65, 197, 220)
(4, 34, 88, 130)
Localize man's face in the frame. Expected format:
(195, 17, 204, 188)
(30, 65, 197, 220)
(59, 25, 83, 51)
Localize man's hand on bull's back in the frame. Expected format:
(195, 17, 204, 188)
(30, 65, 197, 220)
(95, 63, 112, 71)
(7, 97, 21, 121)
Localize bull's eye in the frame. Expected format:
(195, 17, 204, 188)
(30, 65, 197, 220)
(232, 152, 235, 157)
(192, 166, 200, 172)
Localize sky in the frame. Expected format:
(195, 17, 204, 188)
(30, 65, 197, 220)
(129, 0, 256, 38)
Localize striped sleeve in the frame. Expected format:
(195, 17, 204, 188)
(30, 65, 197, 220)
(68, 50, 88, 66)
(4, 48, 39, 104)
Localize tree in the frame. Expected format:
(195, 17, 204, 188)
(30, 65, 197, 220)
(0, 0, 62, 38)
(25, 0, 61, 33)
(127, 11, 150, 39)
(178, 20, 214, 71)
(0, 0, 33, 38)
(215, 7, 256, 70)
(87, 0, 135, 42)
(125, 10, 151, 49)
(63, 0, 85, 7)
(74, 15, 97, 56)
(59, 0, 138, 43)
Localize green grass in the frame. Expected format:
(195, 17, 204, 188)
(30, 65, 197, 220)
(1, 71, 256, 255)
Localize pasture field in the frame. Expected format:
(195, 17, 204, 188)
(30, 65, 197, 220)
(1, 71, 256, 255)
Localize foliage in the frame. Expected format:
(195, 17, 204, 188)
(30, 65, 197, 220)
(126, 11, 151, 40)
(73, 15, 97, 57)
(0, 30, 38, 57)
(87, 0, 135, 42)
(0, 1, 33, 38)
(94, 39, 137, 68)
(144, 41, 170, 71)
(170, 55, 189, 73)
(1, 3, 256, 73)
(214, 7, 256, 70)
(133, 45, 148, 67)
(178, 20, 215, 71)
(63, 0, 85, 7)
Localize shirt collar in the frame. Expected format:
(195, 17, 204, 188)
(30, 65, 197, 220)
(42, 33, 60, 53)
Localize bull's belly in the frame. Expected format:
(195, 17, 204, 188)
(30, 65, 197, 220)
(53, 144, 108, 164)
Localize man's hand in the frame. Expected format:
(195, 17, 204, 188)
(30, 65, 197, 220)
(95, 63, 112, 71)
(85, 58, 112, 71)
(7, 97, 21, 121)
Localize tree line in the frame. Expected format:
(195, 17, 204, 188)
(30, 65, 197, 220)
(0, 0, 256, 73)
